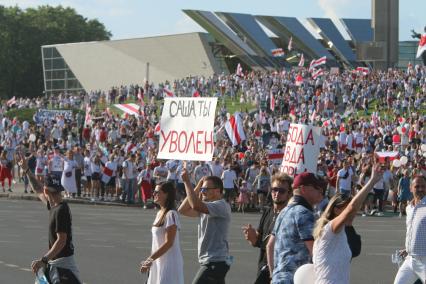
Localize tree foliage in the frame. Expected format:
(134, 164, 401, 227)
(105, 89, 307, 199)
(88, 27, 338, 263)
(0, 5, 111, 99)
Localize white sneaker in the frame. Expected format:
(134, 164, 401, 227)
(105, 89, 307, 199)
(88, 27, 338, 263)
(377, 212, 384, 217)
(362, 213, 367, 217)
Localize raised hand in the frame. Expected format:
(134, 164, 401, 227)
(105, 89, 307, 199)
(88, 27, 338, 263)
(370, 163, 384, 184)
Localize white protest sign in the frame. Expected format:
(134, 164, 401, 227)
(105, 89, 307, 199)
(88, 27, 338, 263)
(280, 123, 321, 176)
(157, 97, 217, 161)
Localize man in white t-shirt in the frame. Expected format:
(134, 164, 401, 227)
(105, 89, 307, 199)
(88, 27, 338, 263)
(122, 154, 136, 204)
(336, 160, 354, 197)
(153, 161, 168, 185)
(221, 166, 237, 204)
(209, 158, 224, 178)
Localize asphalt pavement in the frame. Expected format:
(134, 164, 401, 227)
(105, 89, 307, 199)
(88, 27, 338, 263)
(0, 194, 407, 284)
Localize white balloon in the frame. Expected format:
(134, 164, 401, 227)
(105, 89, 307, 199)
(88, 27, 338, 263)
(392, 159, 401, 168)
(421, 144, 426, 152)
(400, 156, 408, 165)
(294, 263, 316, 284)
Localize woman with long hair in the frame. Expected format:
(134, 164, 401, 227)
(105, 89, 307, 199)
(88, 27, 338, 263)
(312, 163, 383, 284)
(140, 181, 183, 284)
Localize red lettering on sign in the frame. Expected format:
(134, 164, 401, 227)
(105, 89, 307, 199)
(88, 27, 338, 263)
(169, 131, 178, 153)
(178, 131, 187, 153)
(305, 129, 314, 145)
(160, 130, 172, 151)
(297, 148, 305, 164)
(296, 128, 304, 145)
(205, 131, 214, 154)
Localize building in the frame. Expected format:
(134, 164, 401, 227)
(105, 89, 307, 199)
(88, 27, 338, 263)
(43, 6, 418, 95)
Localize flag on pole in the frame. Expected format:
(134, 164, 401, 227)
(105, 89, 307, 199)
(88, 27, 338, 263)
(356, 67, 370, 75)
(236, 63, 243, 77)
(271, 48, 285, 57)
(309, 56, 327, 70)
(295, 74, 304, 86)
(163, 87, 175, 97)
(312, 68, 324, 80)
(6, 96, 16, 107)
(298, 54, 305, 67)
(84, 104, 92, 127)
(416, 34, 426, 58)
(225, 112, 246, 146)
(288, 36, 293, 51)
(270, 91, 275, 112)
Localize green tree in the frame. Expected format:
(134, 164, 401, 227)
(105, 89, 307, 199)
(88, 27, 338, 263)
(0, 5, 111, 99)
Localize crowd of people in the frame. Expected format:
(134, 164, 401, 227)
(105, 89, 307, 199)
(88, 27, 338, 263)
(2, 63, 426, 284)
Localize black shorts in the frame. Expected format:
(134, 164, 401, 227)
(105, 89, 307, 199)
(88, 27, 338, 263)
(107, 177, 116, 187)
(92, 172, 100, 181)
(224, 188, 236, 200)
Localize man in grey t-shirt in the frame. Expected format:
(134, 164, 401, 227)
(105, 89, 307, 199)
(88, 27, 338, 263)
(179, 169, 232, 284)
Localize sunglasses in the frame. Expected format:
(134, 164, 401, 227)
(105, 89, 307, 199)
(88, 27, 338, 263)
(153, 190, 161, 195)
(271, 187, 288, 194)
(200, 187, 216, 193)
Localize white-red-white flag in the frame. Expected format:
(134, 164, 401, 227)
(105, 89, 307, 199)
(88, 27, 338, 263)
(192, 89, 200, 97)
(236, 63, 243, 77)
(298, 54, 305, 67)
(312, 68, 324, 79)
(154, 122, 161, 135)
(356, 67, 370, 75)
(84, 104, 92, 127)
(225, 112, 246, 146)
(295, 74, 304, 86)
(270, 91, 275, 112)
(309, 56, 327, 70)
(6, 96, 16, 107)
(416, 34, 426, 58)
(271, 48, 285, 57)
(163, 87, 175, 97)
(288, 36, 293, 51)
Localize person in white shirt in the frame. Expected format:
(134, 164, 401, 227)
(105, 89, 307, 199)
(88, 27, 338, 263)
(122, 154, 137, 204)
(394, 175, 426, 284)
(336, 161, 354, 197)
(209, 158, 223, 178)
(221, 165, 237, 205)
(153, 161, 168, 186)
(313, 164, 383, 284)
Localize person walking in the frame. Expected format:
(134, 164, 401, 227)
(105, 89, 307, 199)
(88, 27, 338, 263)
(242, 173, 293, 284)
(18, 154, 82, 283)
(178, 167, 232, 284)
(267, 172, 326, 284)
(312, 164, 383, 284)
(394, 175, 426, 284)
(140, 181, 184, 284)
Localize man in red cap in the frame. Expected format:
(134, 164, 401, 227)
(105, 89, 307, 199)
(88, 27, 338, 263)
(267, 172, 325, 284)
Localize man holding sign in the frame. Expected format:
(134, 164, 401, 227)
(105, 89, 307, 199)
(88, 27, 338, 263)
(157, 97, 217, 161)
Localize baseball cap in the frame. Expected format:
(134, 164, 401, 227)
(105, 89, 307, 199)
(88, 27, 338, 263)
(293, 172, 327, 191)
(44, 174, 64, 192)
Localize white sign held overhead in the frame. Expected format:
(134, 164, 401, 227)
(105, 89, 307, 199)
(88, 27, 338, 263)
(280, 123, 322, 176)
(157, 97, 217, 161)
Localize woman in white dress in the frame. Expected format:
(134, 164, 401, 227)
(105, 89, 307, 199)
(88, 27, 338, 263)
(61, 150, 77, 197)
(312, 164, 383, 284)
(140, 181, 184, 284)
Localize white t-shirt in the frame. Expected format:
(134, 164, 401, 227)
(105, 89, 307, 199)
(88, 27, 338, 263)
(313, 222, 352, 284)
(337, 168, 353, 192)
(210, 163, 224, 178)
(221, 169, 237, 189)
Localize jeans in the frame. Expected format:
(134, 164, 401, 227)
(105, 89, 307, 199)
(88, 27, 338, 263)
(394, 255, 425, 284)
(192, 262, 230, 284)
(123, 178, 135, 204)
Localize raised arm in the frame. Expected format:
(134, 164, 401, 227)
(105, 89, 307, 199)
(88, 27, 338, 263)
(17, 155, 47, 205)
(178, 169, 203, 217)
(331, 163, 383, 234)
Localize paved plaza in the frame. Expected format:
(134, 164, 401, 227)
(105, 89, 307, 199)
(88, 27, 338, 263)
(0, 197, 407, 284)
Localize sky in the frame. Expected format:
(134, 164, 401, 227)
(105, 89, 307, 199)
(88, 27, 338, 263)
(3, 0, 425, 41)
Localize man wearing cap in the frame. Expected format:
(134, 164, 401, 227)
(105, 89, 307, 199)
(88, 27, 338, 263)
(18, 155, 81, 283)
(268, 172, 325, 284)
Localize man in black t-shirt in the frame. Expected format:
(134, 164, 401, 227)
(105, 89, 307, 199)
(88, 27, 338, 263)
(242, 173, 293, 284)
(18, 155, 81, 284)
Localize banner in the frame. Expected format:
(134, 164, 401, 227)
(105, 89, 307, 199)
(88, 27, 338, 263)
(280, 123, 321, 176)
(35, 109, 73, 123)
(157, 97, 217, 161)
(267, 149, 284, 164)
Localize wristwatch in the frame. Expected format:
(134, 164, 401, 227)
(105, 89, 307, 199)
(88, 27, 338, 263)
(41, 256, 49, 264)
